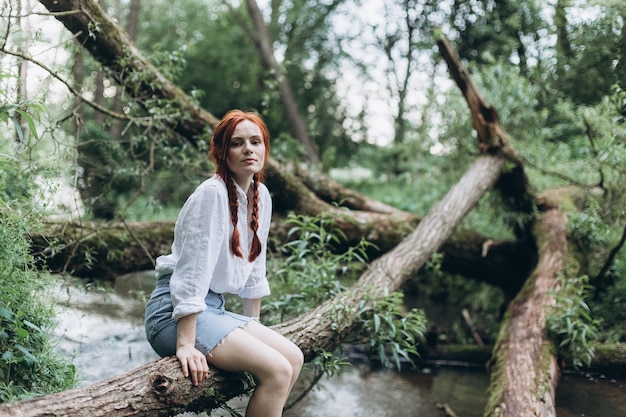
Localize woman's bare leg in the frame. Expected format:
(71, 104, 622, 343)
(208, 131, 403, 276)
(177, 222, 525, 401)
(242, 320, 304, 392)
(207, 324, 303, 417)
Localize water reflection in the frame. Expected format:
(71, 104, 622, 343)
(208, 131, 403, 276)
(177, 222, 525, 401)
(556, 372, 626, 417)
(52, 272, 625, 417)
(284, 365, 488, 417)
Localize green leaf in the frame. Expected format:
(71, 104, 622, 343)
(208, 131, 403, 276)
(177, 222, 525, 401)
(15, 344, 38, 366)
(10, 116, 25, 143)
(0, 306, 14, 321)
(373, 314, 381, 333)
(15, 109, 39, 140)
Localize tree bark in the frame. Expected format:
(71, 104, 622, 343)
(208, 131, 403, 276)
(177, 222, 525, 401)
(484, 199, 567, 417)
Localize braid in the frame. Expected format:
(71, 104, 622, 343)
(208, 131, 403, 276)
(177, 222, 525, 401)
(227, 177, 243, 258)
(249, 175, 262, 262)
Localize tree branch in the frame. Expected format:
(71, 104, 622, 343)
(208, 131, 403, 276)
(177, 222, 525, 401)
(0, 45, 129, 120)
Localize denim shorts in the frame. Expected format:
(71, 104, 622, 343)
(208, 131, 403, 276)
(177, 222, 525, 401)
(144, 274, 253, 357)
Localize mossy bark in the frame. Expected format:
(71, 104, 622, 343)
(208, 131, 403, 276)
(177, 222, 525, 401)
(484, 196, 573, 417)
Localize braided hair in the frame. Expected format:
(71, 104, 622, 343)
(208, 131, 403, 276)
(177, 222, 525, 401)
(210, 110, 270, 262)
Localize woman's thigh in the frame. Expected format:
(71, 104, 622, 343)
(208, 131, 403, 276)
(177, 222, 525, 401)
(241, 320, 303, 366)
(207, 323, 301, 377)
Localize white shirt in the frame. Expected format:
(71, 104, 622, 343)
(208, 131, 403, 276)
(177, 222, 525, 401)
(155, 175, 272, 321)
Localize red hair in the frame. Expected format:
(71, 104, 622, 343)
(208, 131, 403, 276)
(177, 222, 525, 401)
(209, 110, 270, 262)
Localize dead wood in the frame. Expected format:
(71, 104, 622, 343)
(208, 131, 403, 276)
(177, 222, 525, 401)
(484, 200, 567, 417)
(29, 205, 533, 296)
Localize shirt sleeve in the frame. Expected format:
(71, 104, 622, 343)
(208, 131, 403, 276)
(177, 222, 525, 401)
(169, 183, 227, 320)
(239, 184, 272, 299)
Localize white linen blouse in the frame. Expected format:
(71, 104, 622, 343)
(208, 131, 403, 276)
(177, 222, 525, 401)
(155, 175, 272, 321)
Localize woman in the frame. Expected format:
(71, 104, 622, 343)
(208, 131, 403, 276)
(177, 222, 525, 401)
(145, 110, 303, 417)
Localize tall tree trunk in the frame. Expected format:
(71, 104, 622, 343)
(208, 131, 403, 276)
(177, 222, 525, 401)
(15, 0, 29, 144)
(109, 0, 141, 140)
(555, 0, 573, 81)
(242, 0, 320, 165)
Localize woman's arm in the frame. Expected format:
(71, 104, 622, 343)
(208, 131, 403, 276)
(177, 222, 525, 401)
(242, 298, 261, 319)
(176, 313, 209, 386)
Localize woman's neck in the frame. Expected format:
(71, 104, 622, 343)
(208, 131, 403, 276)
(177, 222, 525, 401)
(231, 174, 253, 194)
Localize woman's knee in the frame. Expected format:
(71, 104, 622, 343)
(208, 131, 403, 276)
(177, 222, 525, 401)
(261, 355, 294, 392)
(288, 343, 304, 374)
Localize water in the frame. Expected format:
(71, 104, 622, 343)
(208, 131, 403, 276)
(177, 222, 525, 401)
(283, 365, 489, 417)
(52, 272, 626, 417)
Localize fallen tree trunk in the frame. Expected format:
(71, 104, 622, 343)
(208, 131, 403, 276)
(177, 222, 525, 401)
(484, 199, 567, 417)
(1, 153, 507, 416)
(37, 0, 220, 144)
(30, 187, 533, 297)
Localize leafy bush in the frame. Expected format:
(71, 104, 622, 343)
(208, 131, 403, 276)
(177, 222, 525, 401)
(0, 175, 77, 402)
(264, 213, 427, 373)
(356, 292, 427, 370)
(263, 213, 373, 322)
(546, 274, 600, 369)
(0, 100, 76, 402)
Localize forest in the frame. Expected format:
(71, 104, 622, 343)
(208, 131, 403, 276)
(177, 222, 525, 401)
(0, 0, 625, 416)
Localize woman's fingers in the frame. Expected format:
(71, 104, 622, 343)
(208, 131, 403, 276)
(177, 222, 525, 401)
(178, 351, 209, 385)
(189, 356, 205, 385)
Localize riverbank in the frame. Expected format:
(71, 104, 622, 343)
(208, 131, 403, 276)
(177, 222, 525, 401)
(51, 272, 626, 417)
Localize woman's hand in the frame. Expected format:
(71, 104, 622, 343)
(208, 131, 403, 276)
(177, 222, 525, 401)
(176, 313, 209, 386)
(176, 344, 209, 386)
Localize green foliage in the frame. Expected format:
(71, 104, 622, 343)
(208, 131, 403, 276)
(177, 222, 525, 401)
(308, 349, 350, 379)
(0, 98, 77, 402)
(356, 292, 427, 371)
(263, 213, 373, 323)
(264, 213, 426, 373)
(568, 199, 611, 258)
(0, 100, 43, 144)
(546, 274, 601, 369)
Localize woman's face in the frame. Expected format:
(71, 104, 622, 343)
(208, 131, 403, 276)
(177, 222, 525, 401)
(226, 119, 266, 188)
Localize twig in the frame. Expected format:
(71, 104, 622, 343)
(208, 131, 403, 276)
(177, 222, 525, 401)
(118, 215, 156, 268)
(462, 308, 484, 347)
(436, 402, 460, 417)
(0, 46, 129, 120)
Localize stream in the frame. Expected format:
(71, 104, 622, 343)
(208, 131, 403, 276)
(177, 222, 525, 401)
(52, 271, 626, 417)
